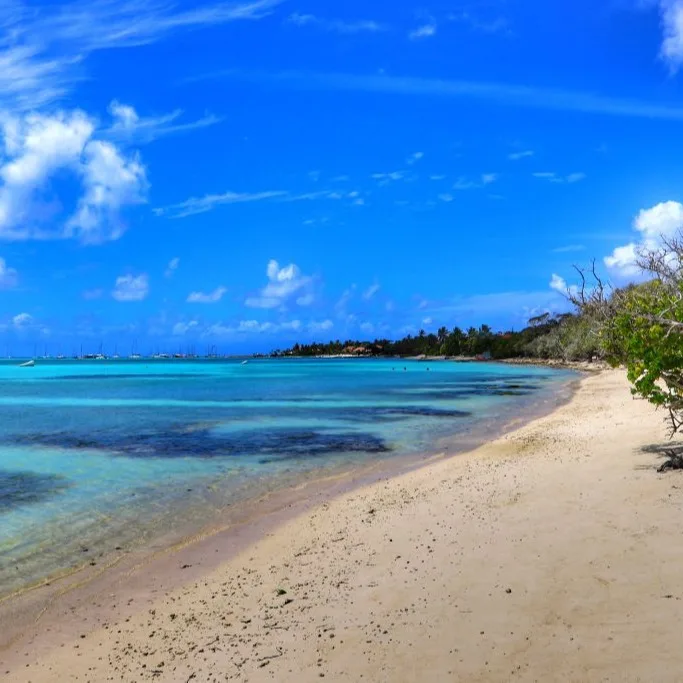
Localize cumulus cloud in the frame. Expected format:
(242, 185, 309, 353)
(605, 200, 683, 277)
(660, 0, 683, 73)
(112, 273, 149, 301)
(187, 286, 227, 303)
(12, 312, 32, 328)
(245, 259, 314, 309)
(0, 110, 147, 242)
(66, 140, 147, 243)
(550, 273, 568, 293)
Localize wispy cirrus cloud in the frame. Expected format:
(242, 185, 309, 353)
(508, 150, 534, 161)
(208, 70, 683, 122)
(0, 0, 283, 110)
(287, 12, 387, 34)
(154, 188, 363, 218)
(105, 100, 221, 144)
(552, 244, 585, 253)
(532, 171, 586, 184)
(154, 190, 288, 218)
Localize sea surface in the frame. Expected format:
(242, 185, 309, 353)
(0, 358, 575, 595)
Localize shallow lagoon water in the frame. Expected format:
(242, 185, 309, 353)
(0, 358, 575, 595)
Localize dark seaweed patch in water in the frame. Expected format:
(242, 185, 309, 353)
(12, 427, 391, 461)
(335, 406, 471, 423)
(0, 470, 70, 512)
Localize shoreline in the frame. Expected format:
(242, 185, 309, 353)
(0, 367, 578, 661)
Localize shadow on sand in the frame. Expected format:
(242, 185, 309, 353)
(640, 442, 683, 472)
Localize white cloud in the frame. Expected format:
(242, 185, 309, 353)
(154, 187, 354, 219)
(438, 193, 454, 202)
(605, 200, 683, 277)
(112, 273, 149, 302)
(360, 322, 375, 334)
(549, 273, 567, 293)
(362, 283, 381, 300)
(0, 257, 18, 288)
(659, 0, 683, 73)
(508, 150, 534, 160)
(245, 259, 314, 309)
(296, 293, 315, 306)
(406, 151, 424, 165)
(173, 320, 199, 336)
(552, 244, 585, 253)
(165, 257, 180, 277)
(154, 190, 287, 219)
(281, 320, 302, 331)
(234, 71, 683, 122)
(12, 312, 32, 328)
(0, 110, 146, 242)
(335, 286, 356, 317)
(309, 319, 333, 333)
(604, 243, 640, 277)
(430, 174, 446, 181)
(187, 286, 227, 303)
(287, 12, 387, 33)
(450, 11, 510, 35)
(533, 171, 585, 184)
(409, 23, 437, 40)
(106, 100, 221, 144)
(453, 174, 497, 190)
(0, 0, 284, 112)
(66, 140, 147, 243)
(422, 317, 433, 325)
(371, 171, 404, 184)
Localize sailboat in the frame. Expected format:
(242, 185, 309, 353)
(19, 360, 35, 367)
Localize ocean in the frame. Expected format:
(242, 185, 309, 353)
(0, 358, 576, 596)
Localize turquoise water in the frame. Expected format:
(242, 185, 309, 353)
(0, 358, 574, 595)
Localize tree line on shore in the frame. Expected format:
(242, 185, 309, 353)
(273, 311, 601, 362)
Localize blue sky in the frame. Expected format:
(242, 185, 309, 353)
(1, 0, 683, 354)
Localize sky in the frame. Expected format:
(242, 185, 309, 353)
(1, 0, 683, 354)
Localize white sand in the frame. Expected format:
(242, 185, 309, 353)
(4, 369, 683, 682)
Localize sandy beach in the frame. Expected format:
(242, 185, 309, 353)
(3, 368, 683, 682)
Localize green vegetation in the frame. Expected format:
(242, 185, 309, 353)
(273, 312, 602, 362)
(573, 239, 683, 438)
